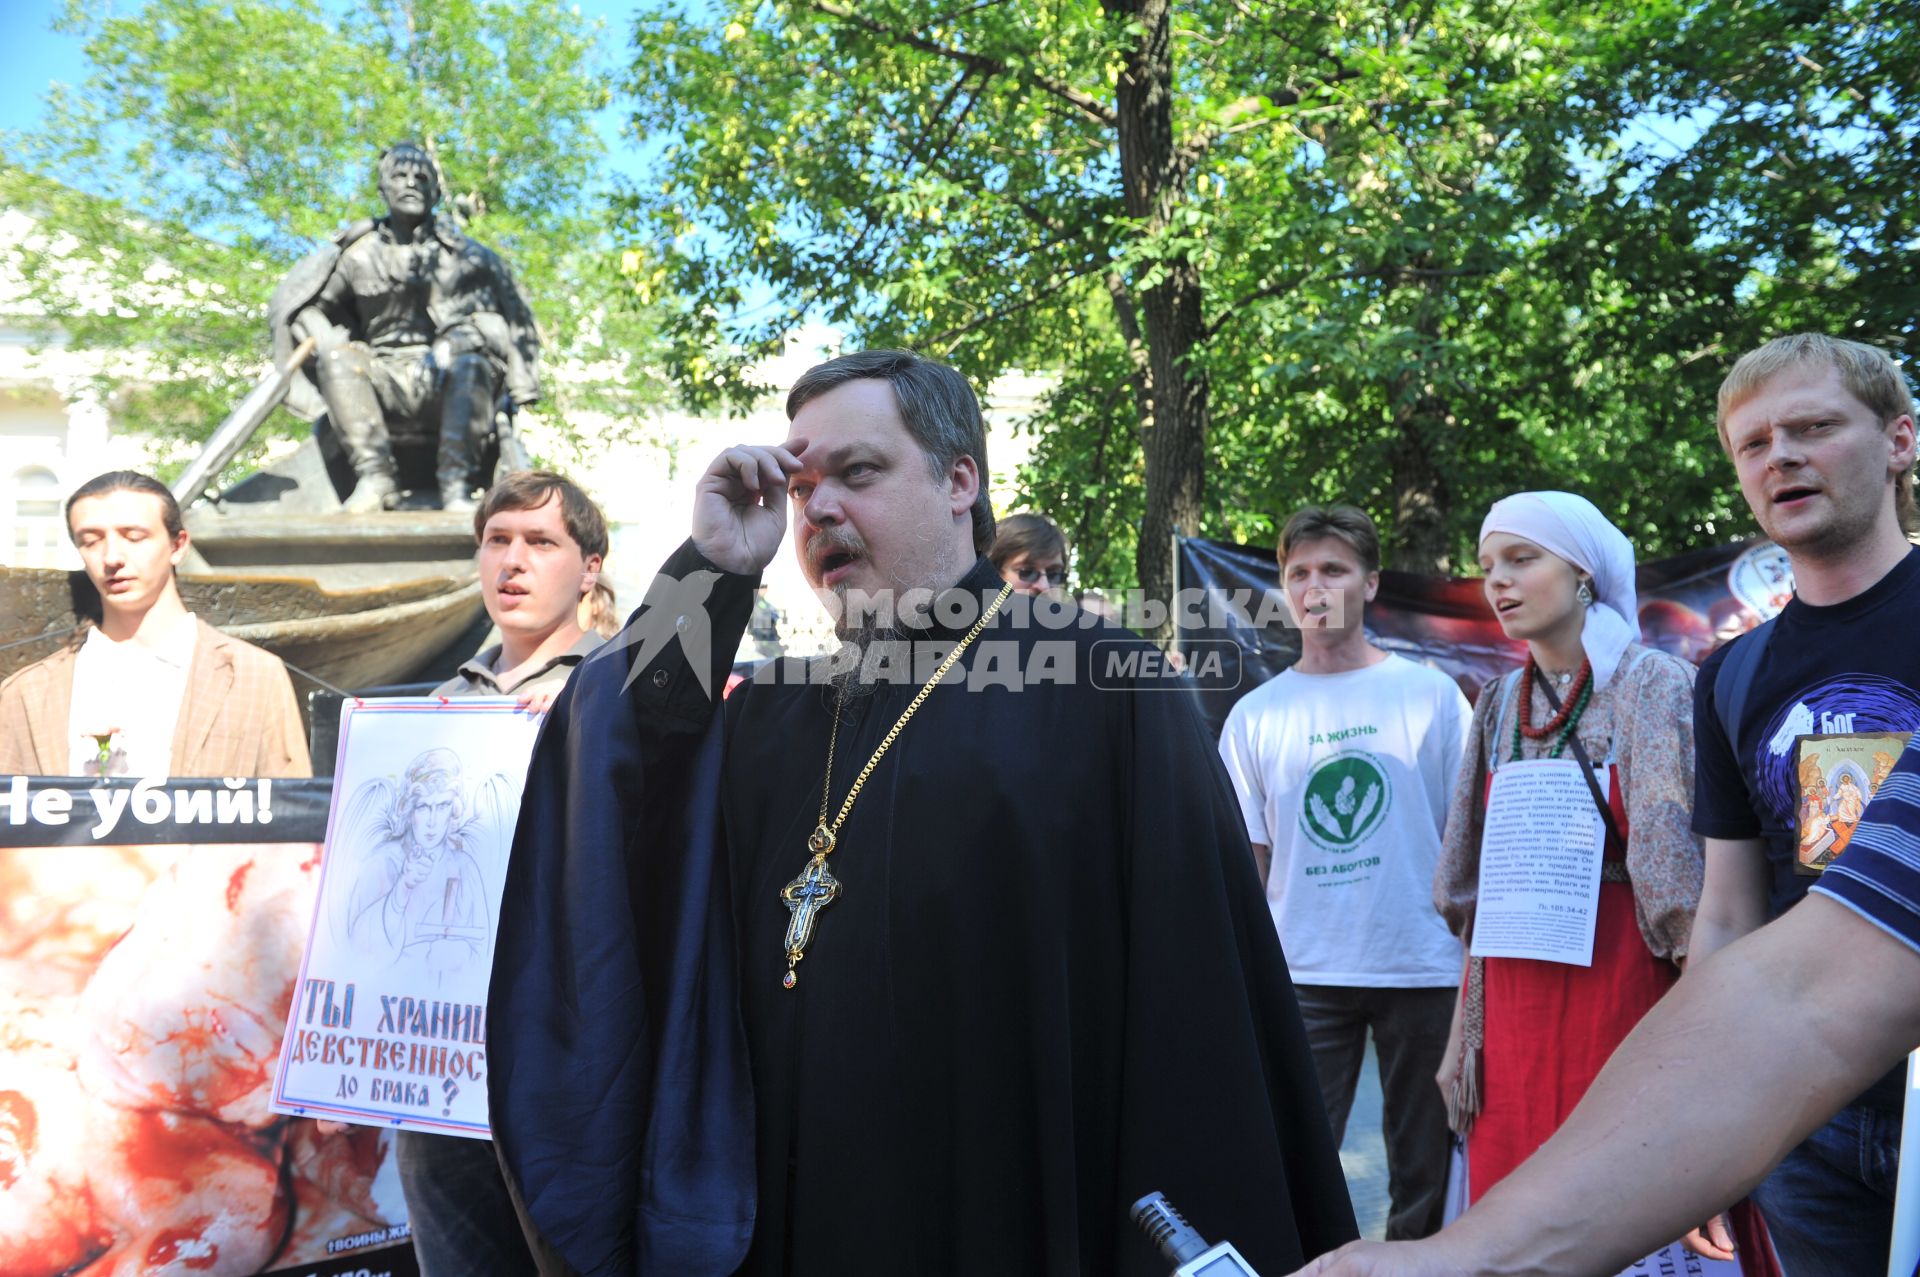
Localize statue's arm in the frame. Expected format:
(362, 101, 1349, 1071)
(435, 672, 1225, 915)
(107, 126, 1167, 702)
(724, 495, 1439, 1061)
(293, 253, 358, 351)
(292, 306, 350, 352)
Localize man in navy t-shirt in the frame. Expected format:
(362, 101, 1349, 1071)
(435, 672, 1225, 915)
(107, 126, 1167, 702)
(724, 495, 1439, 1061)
(1690, 333, 1918, 1274)
(1279, 742, 1920, 1277)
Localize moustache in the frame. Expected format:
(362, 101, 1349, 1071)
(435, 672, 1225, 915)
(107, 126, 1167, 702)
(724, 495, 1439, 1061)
(806, 527, 868, 572)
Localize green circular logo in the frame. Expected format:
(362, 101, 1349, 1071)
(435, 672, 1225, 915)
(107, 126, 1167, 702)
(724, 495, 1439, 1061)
(1299, 750, 1392, 850)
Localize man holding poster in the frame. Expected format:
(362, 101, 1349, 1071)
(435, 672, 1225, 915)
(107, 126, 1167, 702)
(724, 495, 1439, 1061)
(284, 471, 610, 1277)
(397, 470, 608, 1277)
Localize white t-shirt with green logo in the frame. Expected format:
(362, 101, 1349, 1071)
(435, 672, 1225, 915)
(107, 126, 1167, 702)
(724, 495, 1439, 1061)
(1219, 654, 1471, 987)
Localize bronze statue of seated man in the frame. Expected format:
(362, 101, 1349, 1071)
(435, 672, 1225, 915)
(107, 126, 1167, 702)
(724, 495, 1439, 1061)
(277, 143, 541, 513)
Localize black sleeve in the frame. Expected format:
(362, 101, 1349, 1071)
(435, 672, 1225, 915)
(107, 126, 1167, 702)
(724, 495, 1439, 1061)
(1111, 669, 1358, 1271)
(1692, 640, 1762, 840)
(621, 538, 760, 730)
(487, 539, 760, 1275)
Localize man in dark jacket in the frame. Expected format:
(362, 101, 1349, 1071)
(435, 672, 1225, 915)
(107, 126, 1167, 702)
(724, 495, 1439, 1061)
(493, 350, 1357, 1276)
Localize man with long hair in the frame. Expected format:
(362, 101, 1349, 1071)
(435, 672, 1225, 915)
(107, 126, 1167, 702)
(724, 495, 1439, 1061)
(0, 470, 309, 778)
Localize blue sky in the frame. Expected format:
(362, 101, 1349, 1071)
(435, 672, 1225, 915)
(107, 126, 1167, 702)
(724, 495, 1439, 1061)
(0, 0, 656, 181)
(0, 1, 90, 136)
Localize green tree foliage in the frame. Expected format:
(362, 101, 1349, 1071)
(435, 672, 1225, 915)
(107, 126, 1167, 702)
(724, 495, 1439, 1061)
(0, 0, 664, 471)
(622, 0, 1916, 593)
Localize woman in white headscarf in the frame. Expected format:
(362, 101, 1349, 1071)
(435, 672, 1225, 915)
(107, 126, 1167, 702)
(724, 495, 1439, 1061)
(1433, 493, 1707, 1212)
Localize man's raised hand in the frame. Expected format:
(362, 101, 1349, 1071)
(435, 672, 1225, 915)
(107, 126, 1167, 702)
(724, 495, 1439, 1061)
(693, 442, 805, 575)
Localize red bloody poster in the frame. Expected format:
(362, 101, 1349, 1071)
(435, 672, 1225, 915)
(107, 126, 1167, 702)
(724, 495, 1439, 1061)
(0, 776, 417, 1277)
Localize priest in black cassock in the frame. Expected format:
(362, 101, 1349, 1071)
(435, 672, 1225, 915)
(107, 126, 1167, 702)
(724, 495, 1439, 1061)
(489, 349, 1357, 1276)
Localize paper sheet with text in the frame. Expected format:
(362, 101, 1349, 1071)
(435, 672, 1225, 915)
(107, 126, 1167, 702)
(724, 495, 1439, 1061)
(1470, 758, 1607, 967)
(1612, 1242, 1740, 1276)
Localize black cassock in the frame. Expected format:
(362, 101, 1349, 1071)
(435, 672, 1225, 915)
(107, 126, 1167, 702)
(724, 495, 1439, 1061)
(492, 546, 1355, 1277)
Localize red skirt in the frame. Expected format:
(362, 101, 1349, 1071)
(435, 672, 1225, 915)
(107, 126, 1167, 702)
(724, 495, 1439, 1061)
(1467, 876, 1676, 1200)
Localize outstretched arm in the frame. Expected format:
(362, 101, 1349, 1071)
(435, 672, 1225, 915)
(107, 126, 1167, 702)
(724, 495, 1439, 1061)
(1290, 893, 1920, 1277)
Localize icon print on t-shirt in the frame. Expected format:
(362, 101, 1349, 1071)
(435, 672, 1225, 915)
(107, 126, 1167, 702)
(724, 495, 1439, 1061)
(1751, 674, 1920, 833)
(1299, 749, 1393, 851)
(1791, 731, 1911, 874)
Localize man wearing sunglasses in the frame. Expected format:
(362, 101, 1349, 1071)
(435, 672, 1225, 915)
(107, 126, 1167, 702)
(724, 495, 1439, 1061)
(991, 511, 1071, 593)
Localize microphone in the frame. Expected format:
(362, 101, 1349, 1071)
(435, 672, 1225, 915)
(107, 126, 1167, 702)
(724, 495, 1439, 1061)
(1130, 1191, 1264, 1276)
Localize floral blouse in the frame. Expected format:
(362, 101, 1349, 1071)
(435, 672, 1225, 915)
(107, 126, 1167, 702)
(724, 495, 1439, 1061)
(1433, 642, 1704, 961)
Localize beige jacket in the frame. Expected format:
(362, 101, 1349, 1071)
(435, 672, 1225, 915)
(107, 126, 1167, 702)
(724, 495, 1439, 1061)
(0, 618, 312, 778)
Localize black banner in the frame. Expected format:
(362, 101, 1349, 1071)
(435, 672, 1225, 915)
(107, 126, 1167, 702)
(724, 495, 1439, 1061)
(0, 775, 331, 846)
(1173, 534, 1792, 737)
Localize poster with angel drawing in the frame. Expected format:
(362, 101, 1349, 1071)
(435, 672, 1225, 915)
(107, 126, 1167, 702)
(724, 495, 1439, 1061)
(271, 698, 545, 1138)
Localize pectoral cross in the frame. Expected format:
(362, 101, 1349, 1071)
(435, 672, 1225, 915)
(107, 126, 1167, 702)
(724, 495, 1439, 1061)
(780, 832, 842, 988)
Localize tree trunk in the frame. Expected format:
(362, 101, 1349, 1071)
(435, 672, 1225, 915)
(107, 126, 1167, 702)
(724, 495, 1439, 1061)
(1107, 0, 1207, 634)
(1387, 392, 1451, 572)
(1386, 274, 1451, 573)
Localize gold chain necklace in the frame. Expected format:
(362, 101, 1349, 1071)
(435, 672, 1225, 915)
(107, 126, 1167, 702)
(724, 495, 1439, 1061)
(779, 582, 1014, 988)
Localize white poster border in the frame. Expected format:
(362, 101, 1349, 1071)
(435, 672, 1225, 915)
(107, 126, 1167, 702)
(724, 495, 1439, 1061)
(269, 697, 544, 1138)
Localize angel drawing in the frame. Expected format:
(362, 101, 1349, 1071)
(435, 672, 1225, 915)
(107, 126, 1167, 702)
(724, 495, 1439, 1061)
(331, 747, 515, 983)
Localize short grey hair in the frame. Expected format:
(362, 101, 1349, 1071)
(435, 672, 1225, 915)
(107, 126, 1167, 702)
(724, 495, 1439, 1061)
(786, 349, 995, 554)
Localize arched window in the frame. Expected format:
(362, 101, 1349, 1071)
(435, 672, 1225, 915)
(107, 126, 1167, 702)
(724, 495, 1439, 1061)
(8, 466, 67, 568)
(14, 466, 60, 516)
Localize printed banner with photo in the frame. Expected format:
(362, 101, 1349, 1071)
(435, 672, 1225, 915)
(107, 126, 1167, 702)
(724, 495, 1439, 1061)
(272, 699, 544, 1137)
(1175, 535, 1794, 734)
(0, 774, 417, 1277)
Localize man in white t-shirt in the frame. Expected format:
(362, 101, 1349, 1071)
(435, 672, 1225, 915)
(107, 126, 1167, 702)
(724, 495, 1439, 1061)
(1219, 504, 1470, 1240)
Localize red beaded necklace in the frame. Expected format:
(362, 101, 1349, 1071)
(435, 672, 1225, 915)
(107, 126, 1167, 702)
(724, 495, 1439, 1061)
(1517, 657, 1592, 740)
